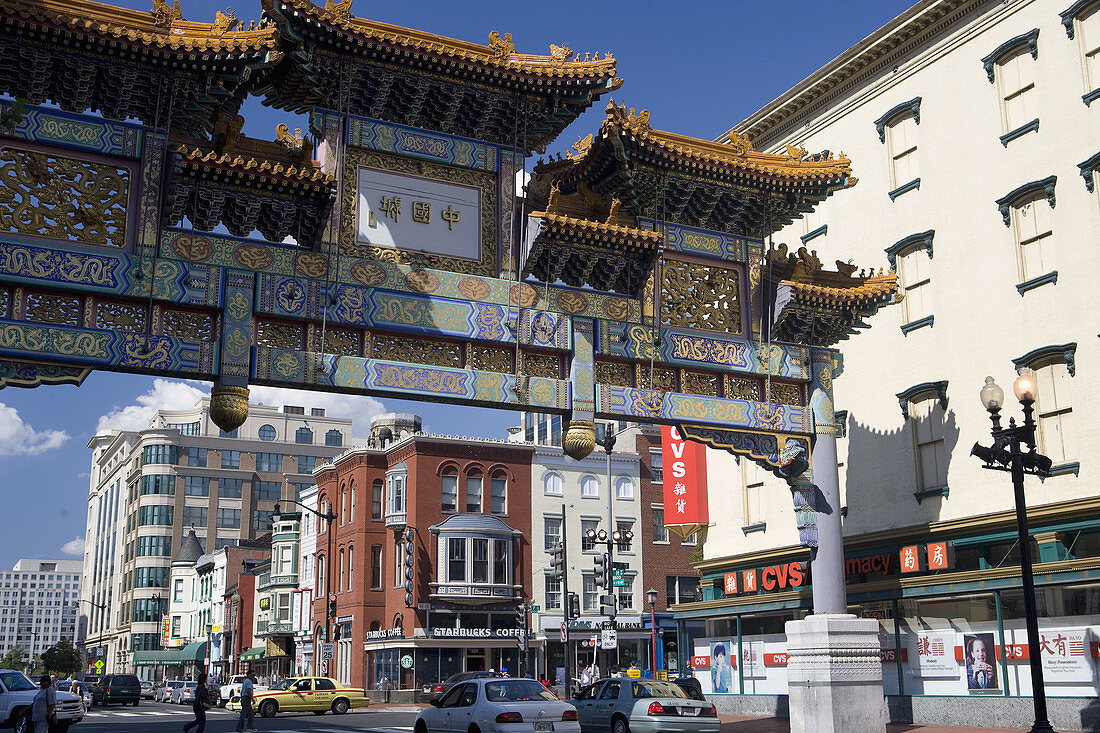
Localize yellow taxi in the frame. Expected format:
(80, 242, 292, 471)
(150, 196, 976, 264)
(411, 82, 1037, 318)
(226, 676, 370, 718)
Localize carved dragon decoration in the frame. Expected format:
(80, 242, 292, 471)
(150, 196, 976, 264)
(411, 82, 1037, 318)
(488, 31, 515, 60)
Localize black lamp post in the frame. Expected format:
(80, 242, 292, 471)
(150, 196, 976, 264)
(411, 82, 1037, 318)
(971, 372, 1054, 733)
(274, 499, 337, 646)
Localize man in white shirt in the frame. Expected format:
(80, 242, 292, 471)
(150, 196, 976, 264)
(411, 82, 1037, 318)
(234, 670, 257, 732)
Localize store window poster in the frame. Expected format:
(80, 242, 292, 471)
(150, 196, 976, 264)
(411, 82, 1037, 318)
(964, 633, 998, 691)
(909, 631, 957, 678)
(742, 640, 767, 679)
(709, 641, 734, 692)
(1038, 629, 1092, 683)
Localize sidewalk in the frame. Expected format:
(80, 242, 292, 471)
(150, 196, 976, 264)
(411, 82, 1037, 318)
(718, 715, 1023, 732)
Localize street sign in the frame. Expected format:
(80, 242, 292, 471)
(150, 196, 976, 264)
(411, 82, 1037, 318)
(320, 643, 334, 661)
(600, 629, 618, 650)
(94, 660, 104, 673)
(560, 622, 568, 643)
(530, 604, 540, 613)
(612, 563, 628, 588)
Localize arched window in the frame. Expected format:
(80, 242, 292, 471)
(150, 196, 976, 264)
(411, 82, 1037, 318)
(258, 424, 277, 441)
(580, 475, 599, 499)
(347, 545, 354, 592)
(615, 476, 634, 500)
(295, 427, 313, 444)
(316, 554, 326, 593)
(338, 548, 345, 592)
(340, 483, 347, 526)
(441, 469, 458, 513)
(349, 480, 355, 524)
(466, 470, 483, 512)
(372, 479, 383, 521)
(325, 430, 343, 447)
(543, 472, 563, 496)
(490, 471, 507, 514)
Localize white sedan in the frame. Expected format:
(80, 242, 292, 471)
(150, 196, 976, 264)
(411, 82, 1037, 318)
(415, 677, 578, 733)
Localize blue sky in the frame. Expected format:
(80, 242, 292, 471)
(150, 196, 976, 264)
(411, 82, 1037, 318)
(0, 0, 913, 568)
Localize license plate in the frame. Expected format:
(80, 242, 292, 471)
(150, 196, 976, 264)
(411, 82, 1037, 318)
(680, 707, 699, 716)
(533, 722, 553, 732)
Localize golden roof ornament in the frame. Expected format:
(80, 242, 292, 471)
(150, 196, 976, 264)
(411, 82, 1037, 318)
(324, 0, 353, 20)
(210, 7, 239, 36)
(275, 123, 305, 154)
(151, 0, 183, 28)
(785, 143, 808, 161)
(604, 100, 650, 133)
(723, 129, 753, 155)
(488, 31, 515, 60)
(549, 43, 574, 64)
(568, 133, 593, 160)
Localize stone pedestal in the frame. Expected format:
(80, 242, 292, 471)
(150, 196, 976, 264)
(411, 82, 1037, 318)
(786, 614, 887, 733)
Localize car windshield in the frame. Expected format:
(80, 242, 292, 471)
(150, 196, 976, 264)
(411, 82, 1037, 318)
(631, 681, 688, 699)
(483, 680, 558, 702)
(169, 682, 183, 688)
(268, 679, 296, 691)
(0, 672, 37, 692)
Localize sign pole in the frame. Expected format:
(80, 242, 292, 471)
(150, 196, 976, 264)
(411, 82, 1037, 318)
(561, 502, 572, 699)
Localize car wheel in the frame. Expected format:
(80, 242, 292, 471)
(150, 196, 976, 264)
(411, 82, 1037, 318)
(133, 700, 139, 707)
(331, 698, 349, 715)
(414, 721, 427, 733)
(468, 725, 481, 733)
(259, 700, 278, 718)
(612, 716, 631, 733)
(13, 710, 29, 733)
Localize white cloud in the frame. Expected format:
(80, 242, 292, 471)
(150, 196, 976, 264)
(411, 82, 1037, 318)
(60, 537, 84, 557)
(248, 385, 385, 436)
(96, 379, 208, 433)
(0, 402, 69, 456)
(95, 379, 386, 437)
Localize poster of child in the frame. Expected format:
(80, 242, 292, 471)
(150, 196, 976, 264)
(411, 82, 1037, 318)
(710, 641, 734, 693)
(964, 633, 998, 690)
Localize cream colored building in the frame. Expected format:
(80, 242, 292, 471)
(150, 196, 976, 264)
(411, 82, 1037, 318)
(674, 1, 1100, 727)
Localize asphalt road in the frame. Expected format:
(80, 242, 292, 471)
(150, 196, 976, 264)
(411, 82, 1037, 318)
(74, 701, 421, 732)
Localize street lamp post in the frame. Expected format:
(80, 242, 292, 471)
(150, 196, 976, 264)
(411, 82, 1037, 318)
(646, 589, 658, 679)
(971, 372, 1054, 733)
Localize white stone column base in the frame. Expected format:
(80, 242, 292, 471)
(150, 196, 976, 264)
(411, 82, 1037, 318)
(785, 614, 887, 733)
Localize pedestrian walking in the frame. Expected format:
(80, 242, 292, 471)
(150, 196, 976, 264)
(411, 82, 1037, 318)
(30, 674, 56, 733)
(183, 671, 211, 733)
(234, 669, 257, 732)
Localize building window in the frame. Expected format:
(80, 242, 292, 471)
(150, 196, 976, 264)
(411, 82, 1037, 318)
(252, 509, 274, 530)
(347, 546, 353, 591)
(544, 472, 563, 496)
(221, 450, 240, 469)
(219, 478, 243, 499)
(615, 521, 634, 553)
(683, 531, 698, 546)
(999, 46, 1039, 136)
(447, 537, 466, 583)
(182, 506, 207, 528)
(471, 539, 489, 583)
(370, 544, 382, 589)
(1035, 361, 1075, 464)
(387, 472, 406, 517)
(1073, 2, 1100, 99)
(340, 488, 346, 525)
(493, 539, 509, 584)
(617, 575, 634, 611)
(173, 578, 183, 602)
(909, 393, 948, 492)
(466, 470, 483, 512)
(295, 427, 313, 445)
(219, 428, 238, 439)
(349, 482, 355, 523)
(338, 549, 345, 592)
(652, 506, 668, 543)
(325, 430, 343, 447)
(1011, 193, 1054, 284)
(138, 505, 173, 526)
(317, 555, 325, 593)
(140, 474, 174, 495)
(394, 537, 403, 586)
(582, 574, 597, 611)
(615, 477, 634, 500)
(441, 470, 458, 513)
(581, 519, 598, 552)
(885, 112, 919, 189)
(217, 509, 241, 529)
(298, 455, 316, 473)
(258, 424, 277, 441)
(490, 472, 507, 514)
(545, 574, 562, 610)
(186, 448, 207, 467)
(256, 453, 283, 472)
(184, 476, 210, 497)
(667, 575, 700, 606)
(897, 246, 931, 325)
(141, 444, 176, 465)
(544, 517, 562, 552)
(649, 452, 663, 483)
(580, 475, 599, 499)
(255, 481, 281, 502)
(372, 480, 383, 521)
(742, 459, 765, 527)
(136, 536, 171, 557)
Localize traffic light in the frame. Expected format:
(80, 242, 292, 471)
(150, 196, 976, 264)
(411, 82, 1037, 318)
(593, 553, 608, 588)
(328, 593, 337, 619)
(515, 603, 527, 628)
(549, 542, 564, 581)
(404, 527, 416, 608)
(567, 592, 580, 620)
(599, 593, 617, 618)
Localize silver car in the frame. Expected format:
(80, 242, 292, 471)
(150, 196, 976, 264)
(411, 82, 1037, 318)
(157, 680, 183, 702)
(171, 681, 198, 704)
(415, 677, 579, 733)
(573, 678, 718, 733)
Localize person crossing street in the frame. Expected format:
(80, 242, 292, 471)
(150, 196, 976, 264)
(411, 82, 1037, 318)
(234, 670, 257, 732)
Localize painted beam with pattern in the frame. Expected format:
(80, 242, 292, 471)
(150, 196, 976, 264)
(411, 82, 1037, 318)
(597, 384, 813, 434)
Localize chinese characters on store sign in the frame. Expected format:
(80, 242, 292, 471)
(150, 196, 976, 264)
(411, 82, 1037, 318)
(900, 541, 954, 573)
(376, 196, 462, 230)
(659, 426, 709, 528)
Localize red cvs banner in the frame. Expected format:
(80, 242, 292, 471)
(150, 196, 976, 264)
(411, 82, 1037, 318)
(661, 425, 709, 527)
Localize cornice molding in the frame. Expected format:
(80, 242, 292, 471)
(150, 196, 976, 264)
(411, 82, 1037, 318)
(1012, 342, 1076, 376)
(884, 229, 935, 268)
(873, 97, 922, 143)
(1060, 0, 1098, 38)
(981, 28, 1039, 82)
(996, 175, 1056, 226)
(1079, 151, 1100, 192)
(896, 380, 948, 419)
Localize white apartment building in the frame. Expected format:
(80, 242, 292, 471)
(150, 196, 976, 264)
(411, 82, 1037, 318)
(0, 559, 82, 663)
(295, 483, 319, 676)
(81, 398, 355, 676)
(675, 0, 1100, 728)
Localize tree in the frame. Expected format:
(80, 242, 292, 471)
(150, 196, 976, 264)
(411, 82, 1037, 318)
(0, 646, 25, 670)
(41, 640, 82, 678)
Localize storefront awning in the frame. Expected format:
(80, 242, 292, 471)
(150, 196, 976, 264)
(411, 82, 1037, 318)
(179, 641, 208, 662)
(239, 646, 266, 661)
(132, 650, 182, 664)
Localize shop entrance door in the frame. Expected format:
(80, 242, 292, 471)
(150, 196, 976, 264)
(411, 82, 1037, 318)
(466, 648, 486, 672)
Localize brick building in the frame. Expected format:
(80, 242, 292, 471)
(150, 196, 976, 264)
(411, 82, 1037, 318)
(313, 414, 534, 691)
